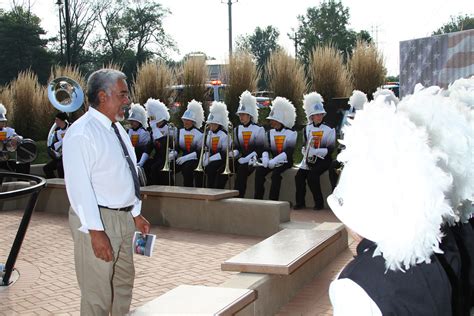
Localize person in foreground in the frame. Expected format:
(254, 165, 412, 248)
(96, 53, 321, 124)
(63, 68, 150, 316)
(327, 96, 453, 315)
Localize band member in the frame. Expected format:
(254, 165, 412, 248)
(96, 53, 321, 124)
(0, 103, 30, 173)
(175, 99, 204, 187)
(328, 96, 452, 315)
(202, 101, 230, 189)
(329, 90, 367, 190)
(143, 98, 176, 185)
(294, 92, 336, 210)
(127, 103, 150, 161)
(43, 112, 70, 178)
(254, 97, 297, 201)
(233, 91, 265, 197)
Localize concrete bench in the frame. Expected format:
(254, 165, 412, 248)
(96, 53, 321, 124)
(220, 223, 348, 315)
(36, 179, 290, 237)
(141, 185, 239, 200)
(129, 285, 256, 316)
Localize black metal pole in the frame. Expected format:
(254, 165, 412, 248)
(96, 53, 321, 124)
(0, 173, 46, 286)
(228, 0, 232, 59)
(2, 191, 39, 285)
(64, 0, 71, 65)
(59, 4, 63, 63)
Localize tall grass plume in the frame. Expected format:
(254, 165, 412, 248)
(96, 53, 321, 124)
(349, 40, 386, 99)
(224, 51, 258, 126)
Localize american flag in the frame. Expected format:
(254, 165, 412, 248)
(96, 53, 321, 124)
(399, 29, 474, 97)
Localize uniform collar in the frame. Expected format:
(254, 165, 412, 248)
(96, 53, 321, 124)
(312, 122, 322, 128)
(356, 238, 376, 255)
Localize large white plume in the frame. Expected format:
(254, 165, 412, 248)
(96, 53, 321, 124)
(238, 90, 259, 122)
(373, 88, 399, 105)
(348, 90, 368, 111)
(328, 97, 453, 272)
(145, 98, 170, 124)
(267, 97, 296, 129)
(184, 99, 205, 128)
(398, 87, 474, 224)
(208, 101, 229, 130)
(303, 92, 325, 120)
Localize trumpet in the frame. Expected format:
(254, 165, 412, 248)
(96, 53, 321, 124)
(194, 123, 210, 173)
(162, 122, 176, 185)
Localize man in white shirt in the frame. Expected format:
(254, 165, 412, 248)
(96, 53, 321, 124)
(63, 68, 150, 316)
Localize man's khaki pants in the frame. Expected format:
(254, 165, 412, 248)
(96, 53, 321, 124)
(69, 207, 136, 316)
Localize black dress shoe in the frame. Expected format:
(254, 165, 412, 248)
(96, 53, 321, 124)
(293, 204, 306, 210)
(313, 205, 324, 211)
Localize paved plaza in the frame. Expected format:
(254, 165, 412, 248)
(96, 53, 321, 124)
(0, 208, 355, 315)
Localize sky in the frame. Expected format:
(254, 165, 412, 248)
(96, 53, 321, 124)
(0, 0, 472, 76)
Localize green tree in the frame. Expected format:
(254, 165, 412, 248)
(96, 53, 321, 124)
(0, 7, 53, 85)
(295, 0, 371, 66)
(95, 0, 176, 76)
(236, 26, 280, 89)
(432, 14, 474, 35)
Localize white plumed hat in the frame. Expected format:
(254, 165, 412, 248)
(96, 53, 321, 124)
(448, 76, 474, 108)
(303, 92, 325, 119)
(182, 99, 205, 128)
(373, 88, 399, 105)
(327, 97, 453, 272)
(207, 101, 229, 130)
(399, 86, 474, 224)
(348, 90, 367, 111)
(0, 103, 7, 121)
(127, 103, 148, 128)
(145, 98, 170, 125)
(266, 96, 296, 129)
(237, 90, 258, 123)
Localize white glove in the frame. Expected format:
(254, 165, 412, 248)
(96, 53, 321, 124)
(137, 152, 149, 167)
(209, 152, 221, 162)
(176, 152, 197, 165)
(248, 155, 258, 166)
(168, 150, 177, 161)
(261, 152, 269, 168)
(54, 141, 63, 151)
(301, 146, 306, 157)
(230, 149, 239, 158)
(309, 147, 328, 159)
(202, 152, 210, 167)
(268, 158, 276, 169)
(238, 151, 256, 164)
(272, 152, 288, 164)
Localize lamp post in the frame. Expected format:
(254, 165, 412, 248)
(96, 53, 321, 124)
(222, 0, 238, 59)
(64, 0, 71, 65)
(55, 0, 63, 64)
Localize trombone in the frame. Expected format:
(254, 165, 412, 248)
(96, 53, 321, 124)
(162, 122, 176, 185)
(221, 122, 235, 189)
(195, 123, 210, 173)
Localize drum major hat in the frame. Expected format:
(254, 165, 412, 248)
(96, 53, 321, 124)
(303, 92, 325, 120)
(207, 101, 229, 130)
(145, 98, 169, 126)
(327, 97, 453, 272)
(266, 96, 296, 129)
(127, 103, 148, 128)
(0, 103, 7, 121)
(237, 90, 258, 123)
(182, 99, 204, 128)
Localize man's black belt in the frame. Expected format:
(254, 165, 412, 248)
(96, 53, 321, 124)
(98, 205, 133, 212)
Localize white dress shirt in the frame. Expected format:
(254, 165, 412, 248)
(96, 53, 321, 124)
(63, 107, 141, 233)
(329, 278, 382, 316)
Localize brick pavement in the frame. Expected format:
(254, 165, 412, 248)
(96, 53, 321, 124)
(0, 207, 354, 315)
(0, 210, 262, 315)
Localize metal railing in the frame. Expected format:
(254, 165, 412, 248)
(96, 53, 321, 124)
(0, 172, 46, 286)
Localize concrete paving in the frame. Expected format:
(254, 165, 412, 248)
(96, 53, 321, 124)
(0, 208, 355, 315)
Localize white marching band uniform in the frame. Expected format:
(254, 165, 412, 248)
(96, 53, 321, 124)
(254, 97, 297, 201)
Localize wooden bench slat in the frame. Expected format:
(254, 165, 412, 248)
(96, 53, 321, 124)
(221, 229, 341, 275)
(129, 285, 256, 315)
